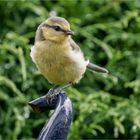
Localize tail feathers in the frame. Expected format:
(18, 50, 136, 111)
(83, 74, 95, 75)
(87, 62, 109, 74)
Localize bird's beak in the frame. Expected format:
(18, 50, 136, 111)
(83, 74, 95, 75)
(66, 30, 74, 35)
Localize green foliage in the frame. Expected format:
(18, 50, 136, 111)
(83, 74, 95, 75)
(0, 0, 140, 139)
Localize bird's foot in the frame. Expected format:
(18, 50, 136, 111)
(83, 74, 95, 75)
(46, 83, 73, 104)
(46, 87, 62, 104)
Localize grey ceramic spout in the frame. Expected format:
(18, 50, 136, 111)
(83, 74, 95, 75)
(29, 92, 73, 140)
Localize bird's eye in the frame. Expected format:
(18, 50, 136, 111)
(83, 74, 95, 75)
(53, 26, 61, 31)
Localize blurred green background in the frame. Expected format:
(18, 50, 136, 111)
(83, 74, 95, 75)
(0, 0, 140, 139)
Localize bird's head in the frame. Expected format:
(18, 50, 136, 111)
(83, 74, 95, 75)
(39, 16, 74, 43)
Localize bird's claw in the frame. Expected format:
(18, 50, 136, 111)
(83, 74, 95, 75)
(46, 87, 62, 104)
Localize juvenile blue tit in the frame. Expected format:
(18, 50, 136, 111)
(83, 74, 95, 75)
(30, 16, 108, 97)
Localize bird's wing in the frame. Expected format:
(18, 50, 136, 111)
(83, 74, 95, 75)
(69, 38, 81, 52)
(70, 38, 109, 73)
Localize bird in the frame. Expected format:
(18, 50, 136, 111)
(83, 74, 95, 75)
(30, 16, 109, 101)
